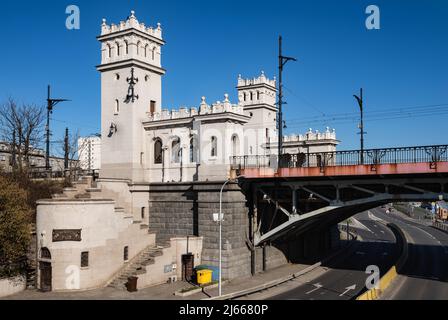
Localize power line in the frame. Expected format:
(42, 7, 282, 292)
(286, 103, 448, 125)
(50, 117, 100, 131)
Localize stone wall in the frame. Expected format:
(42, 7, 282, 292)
(148, 182, 252, 279)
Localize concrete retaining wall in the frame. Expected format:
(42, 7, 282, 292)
(0, 276, 26, 298)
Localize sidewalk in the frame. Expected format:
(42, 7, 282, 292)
(4, 263, 314, 300)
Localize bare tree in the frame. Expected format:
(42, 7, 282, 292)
(55, 129, 86, 181)
(0, 99, 45, 173)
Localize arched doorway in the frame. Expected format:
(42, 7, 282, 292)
(39, 247, 52, 292)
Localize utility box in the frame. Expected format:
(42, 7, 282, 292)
(197, 269, 213, 285)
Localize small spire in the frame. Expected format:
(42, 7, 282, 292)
(224, 93, 229, 102)
(201, 96, 207, 105)
(102, 18, 107, 26)
(157, 22, 162, 30)
(130, 10, 136, 18)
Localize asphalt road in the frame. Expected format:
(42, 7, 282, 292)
(377, 208, 448, 300)
(265, 211, 398, 300)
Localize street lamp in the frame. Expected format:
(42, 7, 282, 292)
(215, 175, 244, 297)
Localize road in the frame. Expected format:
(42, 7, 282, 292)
(239, 211, 399, 300)
(376, 208, 448, 300)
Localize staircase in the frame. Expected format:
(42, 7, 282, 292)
(107, 245, 166, 290)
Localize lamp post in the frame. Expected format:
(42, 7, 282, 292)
(216, 175, 244, 297)
(353, 88, 364, 164)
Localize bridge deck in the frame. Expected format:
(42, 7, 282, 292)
(231, 145, 448, 179)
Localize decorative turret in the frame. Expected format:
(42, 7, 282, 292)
(98, 11, 164, 69)
(237, 71, 277, 109)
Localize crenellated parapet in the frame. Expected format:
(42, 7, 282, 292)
(283, 127, 337, 142)
(146, 95, 245, 122)
(237, 71, 276, 88)
(101, 10, 162, 40)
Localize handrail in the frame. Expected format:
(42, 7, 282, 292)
(230, 144, 448, 170)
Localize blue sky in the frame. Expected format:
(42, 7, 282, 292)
(0, 0, 447, 152)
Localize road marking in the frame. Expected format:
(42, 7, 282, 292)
(339, 284, 356, 297)
(305, 283, 323, 295)
(380, 230, 385, 234)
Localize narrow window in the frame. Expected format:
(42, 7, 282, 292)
(137, 41, 141, 55)
(189, 138, 195, 163)
(250, 92, 253, 101)
(116, 42, 120, 56)
(154, 139, 163, 164)
(150, 101, 156, 114)
(144, 44, 149, 57)
(125, 41, 129, 55)
(172, 139, 181, 163)
(107, 44, 112, 58)
(211, 136, 217, 157)
(124, 246, 129, 261)
(81, 252, 89, 268)
(114, 99, 119, 114)
(243, 92, 247, 102)
(141, 207, 145, 219)
(152, 47, 156, 60)
(257, 91, 260, 100)
(231, 135, 239, 156)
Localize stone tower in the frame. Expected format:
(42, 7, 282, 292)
(97, 11, 165, 181)
(237, 72, 278, 155)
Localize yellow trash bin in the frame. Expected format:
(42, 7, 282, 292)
(197, 269, 213, 285)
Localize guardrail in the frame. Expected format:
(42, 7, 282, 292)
(231, 144, 448, 170)
(433, 221, 448, 233)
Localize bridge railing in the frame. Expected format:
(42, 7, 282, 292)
(230, 145, 448, 170)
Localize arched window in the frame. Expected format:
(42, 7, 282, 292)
(124, 40, 129, 55)
(250, 92, 253, 101)
(243, 92, 247, 102)
(107, 44, 112, 58)
(171, 138, 181, 163)
(40, 247, 51, 259)
(152, 47, 156, 60)
(211, 136, 217, 157)
(116, 42, 120, 56)
(231, 135, 240, 156)
(114, 99, 119, 114)
(154, 139, 163, 164)
(257, 91, 260, 100)
(144, 44, 149, 58)
(137, 41, 141, 55)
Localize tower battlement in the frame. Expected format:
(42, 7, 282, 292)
(237, 71, 276, 88)
(100, 10, 163, 40)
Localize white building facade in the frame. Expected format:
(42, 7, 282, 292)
(78, 136, 101, 171)
(35, 11, 339, 292)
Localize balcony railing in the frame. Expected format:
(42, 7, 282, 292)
(230, 145, 448, 170)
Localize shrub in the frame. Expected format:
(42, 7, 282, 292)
(0, 174, 31, 278)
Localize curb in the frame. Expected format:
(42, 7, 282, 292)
(356, 222, 409, 300)
(204, 232, 359, 300)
